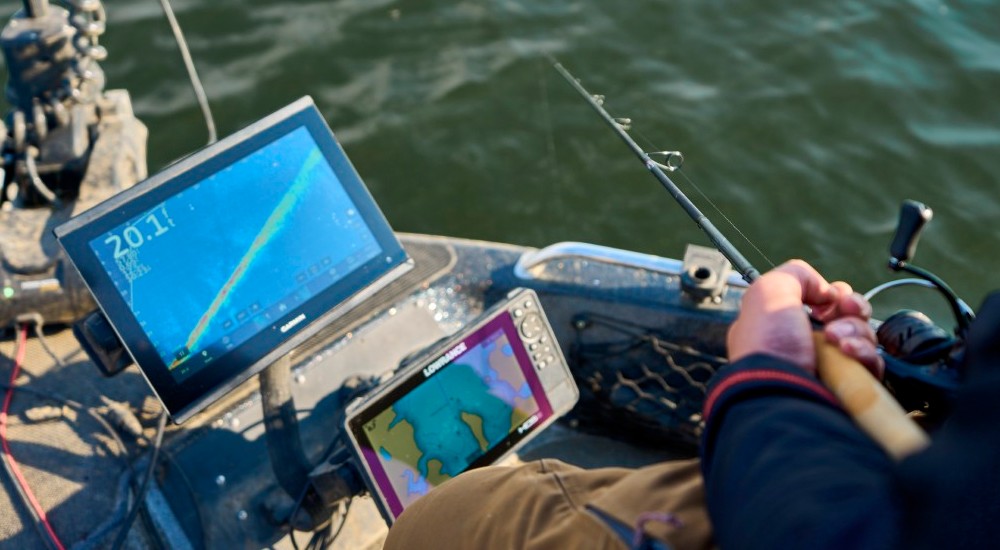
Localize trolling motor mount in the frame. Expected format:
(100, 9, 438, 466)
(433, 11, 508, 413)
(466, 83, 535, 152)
(0, 0, 147, 328)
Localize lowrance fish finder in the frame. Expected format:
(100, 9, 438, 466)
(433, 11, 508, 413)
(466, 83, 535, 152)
(55, 97, 413, 423)
(344, 288, 579, 523)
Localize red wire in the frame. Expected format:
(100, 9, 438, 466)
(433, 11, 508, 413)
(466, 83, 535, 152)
(0, 324, 66, 550)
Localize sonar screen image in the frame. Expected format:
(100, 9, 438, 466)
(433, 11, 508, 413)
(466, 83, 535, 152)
(91, 127, 381, 382)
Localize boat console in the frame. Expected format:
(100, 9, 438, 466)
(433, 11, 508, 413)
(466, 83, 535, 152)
(53, 97, 592, 537)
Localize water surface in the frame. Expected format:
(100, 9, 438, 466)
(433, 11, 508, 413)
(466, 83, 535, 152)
(9, 0, 1000, 322)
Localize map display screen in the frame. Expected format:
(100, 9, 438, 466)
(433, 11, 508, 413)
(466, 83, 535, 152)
(56, 97, 411, 422)
(349, 312, 555, 519)
(89, 127, 380, 383)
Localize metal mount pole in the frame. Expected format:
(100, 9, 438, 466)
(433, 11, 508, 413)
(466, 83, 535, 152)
(259, 355, 312, 503)
(23, 0, 49, 17)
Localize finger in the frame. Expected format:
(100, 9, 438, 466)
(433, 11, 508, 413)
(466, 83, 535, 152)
(740, 260, 831, 320)
(825, 317, 877, 346)
(813, 287, 873, 324)
(825, 317, 883, 378)
(840, 291, 873, 320)
(838, 336, 885, 379)
(772, 260, 837, 309)
(812, 281, 852, 321)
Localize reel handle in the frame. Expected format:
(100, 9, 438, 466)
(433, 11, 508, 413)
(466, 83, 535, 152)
(812, 332, 929, 461)
(889, 200, 933, 265)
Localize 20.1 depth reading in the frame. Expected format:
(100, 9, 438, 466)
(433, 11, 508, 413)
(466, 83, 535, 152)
(103, 206, 176, 260)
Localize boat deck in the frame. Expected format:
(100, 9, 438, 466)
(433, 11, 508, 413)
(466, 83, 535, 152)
(0, 234, 742, 549)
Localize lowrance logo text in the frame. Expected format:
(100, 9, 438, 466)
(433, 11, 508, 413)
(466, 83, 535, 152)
(422, 342, 467, 378)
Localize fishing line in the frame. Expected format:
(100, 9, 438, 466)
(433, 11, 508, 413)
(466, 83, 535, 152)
(536, 58, 558, 174)
(631, 124, 776, 270)
(675, 170, 776, 270)
(551, 59, 763, 281)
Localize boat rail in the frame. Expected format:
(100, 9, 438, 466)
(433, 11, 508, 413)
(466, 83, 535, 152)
(514, 241, 749, 287)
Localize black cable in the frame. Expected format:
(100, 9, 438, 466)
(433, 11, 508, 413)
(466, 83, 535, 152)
(71, 469, 132, 550)
(0, 382, 131, 466)
(0, 381, 206, 548)
(30, 322, 65, 368)
(11, 318, 197, 548)
(111, 409, 168, 550)
(0, 320, 119, 550)
(157, 0, 217, 144)
(0, 326, 60, 550)
(303, 500, 350, 550)
(286, 445, 343, 549)
(0, 381, 142, 550)
(327, 500, 351, 545)
(305, 522, 330, 550)
(287, 480, 311, 550)
(0, 437, 58, 550)
(155, 448, 208, 549)
(2, 387, 201, 549)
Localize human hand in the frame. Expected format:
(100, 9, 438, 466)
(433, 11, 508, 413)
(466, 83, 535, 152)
(727, 260, 883, 378)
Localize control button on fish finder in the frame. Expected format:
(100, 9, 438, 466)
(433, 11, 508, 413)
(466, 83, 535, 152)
(519, 312, 544, 340)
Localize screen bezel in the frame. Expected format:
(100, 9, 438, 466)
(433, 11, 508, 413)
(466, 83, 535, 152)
(346, 309, 555, 520)
(55, 97, 412, 423)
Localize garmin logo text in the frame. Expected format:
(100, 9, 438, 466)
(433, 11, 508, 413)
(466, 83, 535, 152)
(422, 342, 467, 378)
(280, 314, 307, 333)
(517, 413, 540, 435)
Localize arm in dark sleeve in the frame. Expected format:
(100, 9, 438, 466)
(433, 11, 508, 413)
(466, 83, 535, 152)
(700, 354, 901, 549)
(894, 292, 1000, 549)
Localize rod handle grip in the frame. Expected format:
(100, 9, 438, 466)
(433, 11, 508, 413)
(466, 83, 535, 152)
(812, 332, 929, 461)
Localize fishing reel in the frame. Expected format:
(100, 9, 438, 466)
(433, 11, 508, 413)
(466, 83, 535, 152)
(868, 200, 972, 417)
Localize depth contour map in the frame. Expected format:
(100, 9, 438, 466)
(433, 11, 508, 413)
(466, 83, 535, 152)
(363, 329, 539, 510)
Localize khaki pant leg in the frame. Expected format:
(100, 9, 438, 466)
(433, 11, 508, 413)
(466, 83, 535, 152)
(588, 458, 714, 550)
(383, 458, 714, 550)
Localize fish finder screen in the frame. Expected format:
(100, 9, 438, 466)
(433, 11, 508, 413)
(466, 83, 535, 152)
(89, 126, 381, 382)
(352, 312, 555, 519)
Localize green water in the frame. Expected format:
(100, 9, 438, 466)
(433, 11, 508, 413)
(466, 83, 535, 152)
(9, 0, 1000, 321)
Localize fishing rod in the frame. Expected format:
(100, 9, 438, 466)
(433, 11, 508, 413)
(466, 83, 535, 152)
(551, 61, 761, 284)
(551, 59, 934, 460)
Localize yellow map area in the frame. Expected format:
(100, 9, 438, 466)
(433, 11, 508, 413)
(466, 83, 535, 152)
(425, 459, 446, 485)
(365, 407, 452, 486)
(485, 343, 533, 429)
(365, 408, 422, 468)
(460, 411, 489, 452)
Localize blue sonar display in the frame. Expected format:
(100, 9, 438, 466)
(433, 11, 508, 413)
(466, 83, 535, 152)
(89, 127, 381, 382)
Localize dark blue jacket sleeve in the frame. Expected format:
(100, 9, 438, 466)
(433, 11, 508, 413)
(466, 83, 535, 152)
(700, 354, 902, 549)
(893, 292, 1000, 549)
(702, 291, 1000, 549)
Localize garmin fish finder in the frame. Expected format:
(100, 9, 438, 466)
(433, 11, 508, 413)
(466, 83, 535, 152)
(55, 97, 413, 423)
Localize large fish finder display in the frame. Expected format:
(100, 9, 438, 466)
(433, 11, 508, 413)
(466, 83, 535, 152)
(56, 97, 412, 422)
